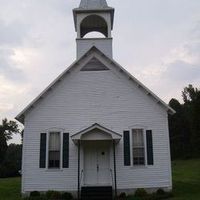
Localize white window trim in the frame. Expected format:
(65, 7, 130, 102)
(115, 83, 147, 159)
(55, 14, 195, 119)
(129, 125, 147, 168)
(43, 128, 64, 170)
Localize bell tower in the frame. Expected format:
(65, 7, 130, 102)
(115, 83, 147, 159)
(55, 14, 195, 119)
(73, 0, 114, 59)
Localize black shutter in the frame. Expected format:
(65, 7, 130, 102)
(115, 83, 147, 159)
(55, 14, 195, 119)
(146, 130, 154, 165)
(40, 133, 47, 168)
(63, 133, 69, 168)
(123, 131, 131, 166)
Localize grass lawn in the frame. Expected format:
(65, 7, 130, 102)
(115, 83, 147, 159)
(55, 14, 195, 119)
(0, 177, 21, 200)
(0, 159, 200, 200)
(171, 159, 200, 200)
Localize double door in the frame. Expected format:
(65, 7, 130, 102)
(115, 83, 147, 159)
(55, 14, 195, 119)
(84, 141, 111, 186)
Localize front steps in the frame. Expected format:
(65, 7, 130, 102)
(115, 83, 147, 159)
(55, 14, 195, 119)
(81, 186, 113, 200)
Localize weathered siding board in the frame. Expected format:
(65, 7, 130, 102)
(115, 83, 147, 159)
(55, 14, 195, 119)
(22, 58, 171, 193)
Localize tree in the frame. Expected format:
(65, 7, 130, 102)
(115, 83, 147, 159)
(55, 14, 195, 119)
(168, 85, 200, 159)
(168, 99, 190, 159)
(0, 118, 20, 141)
(182, 85, 200, 157)
(0, 144, 22, 178)
(0, 118, 20, 164)
(0, 134, 8, 164)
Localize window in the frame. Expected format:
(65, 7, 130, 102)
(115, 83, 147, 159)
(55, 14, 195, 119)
(132, 129, 145, 165)
(48, 132, 61, 168)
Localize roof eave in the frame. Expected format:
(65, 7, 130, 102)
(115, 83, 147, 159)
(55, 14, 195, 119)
(92, 47, 176, 115)
(15, 45, 176, 124)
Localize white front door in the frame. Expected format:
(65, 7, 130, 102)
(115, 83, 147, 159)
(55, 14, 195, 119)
(84, 141, 111, 186)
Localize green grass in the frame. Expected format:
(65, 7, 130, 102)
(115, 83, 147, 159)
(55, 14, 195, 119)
(172, 159, 200, 200)
(0, 177, 21, 200)
(0, 159, 200, 200)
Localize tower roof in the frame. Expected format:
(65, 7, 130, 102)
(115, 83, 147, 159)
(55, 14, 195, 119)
(79, 0, 109, 9)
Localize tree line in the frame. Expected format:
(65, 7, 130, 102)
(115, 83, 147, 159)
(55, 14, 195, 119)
(0, 84, 199, 177)
(169, 85, 200, 160)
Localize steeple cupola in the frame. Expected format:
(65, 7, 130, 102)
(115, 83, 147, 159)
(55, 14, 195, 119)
(73, 0, 114, 59)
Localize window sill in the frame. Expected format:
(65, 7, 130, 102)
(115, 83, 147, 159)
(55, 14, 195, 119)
(45, 169, 63, 172)
(130, 165, 148, 169)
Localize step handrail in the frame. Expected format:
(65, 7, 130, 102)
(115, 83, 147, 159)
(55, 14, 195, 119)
(109, 168, 114, 187)
(80, 169, 84, 186)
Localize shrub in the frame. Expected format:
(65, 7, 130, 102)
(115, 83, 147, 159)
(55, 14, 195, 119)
(116, 192, 127, 200)
(22, 197, 29, 200)
(29, 197, 47, 200)
(46, 191, 55, 199)
(62, 192, 73, 200)
(156, 189, 165, 196)
(46, 191, 62, 200)
(30, 191, 40, 197)
(126, 190, 174, 200)
(134, 188, 148, 197)
(23, 195, 47, 200)
(126, 196, 141, 200)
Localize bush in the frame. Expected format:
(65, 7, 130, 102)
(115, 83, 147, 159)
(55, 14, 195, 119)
(46, 191, 62, 200)
(126, 196, 141, 200)
(23, 194, 47, 200)
(156, 189, 165, 196)
(29, 196, 47, 200)
(62, 192, 73, 200)
(126, 189, 174, 200)
(46, 191, 55, 199)
(116, 192, 127, 200)
(30, 191, 40, 197)
(134, 188, 148, 197)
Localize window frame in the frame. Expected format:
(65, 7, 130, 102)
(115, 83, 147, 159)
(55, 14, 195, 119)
(45, 128, 64, 170)
(130, 126, 147, 167)
(48, 132, 61, 169)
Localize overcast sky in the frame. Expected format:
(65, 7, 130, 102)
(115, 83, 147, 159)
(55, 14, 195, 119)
(0, 0, 200, 144)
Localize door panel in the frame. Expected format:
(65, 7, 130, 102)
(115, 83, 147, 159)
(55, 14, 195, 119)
(84, 141, 111, 185)
(97, 145, 110, 184)
(84, 143, 97, 185)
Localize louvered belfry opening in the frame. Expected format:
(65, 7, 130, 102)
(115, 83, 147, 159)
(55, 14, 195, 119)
(81, 57, 109, 71)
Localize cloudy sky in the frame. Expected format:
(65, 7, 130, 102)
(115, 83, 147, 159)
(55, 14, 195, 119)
(0, 0, 200, 144)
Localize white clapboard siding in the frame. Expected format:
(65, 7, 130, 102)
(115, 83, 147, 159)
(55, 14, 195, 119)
(22, 56, 171, 193)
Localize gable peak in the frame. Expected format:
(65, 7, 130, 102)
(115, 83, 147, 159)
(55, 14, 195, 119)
(81, 57, 109, 71)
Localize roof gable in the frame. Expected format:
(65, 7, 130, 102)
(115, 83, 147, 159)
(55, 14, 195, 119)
(16, 46, 175, 124)
(71, 123, 122, 144)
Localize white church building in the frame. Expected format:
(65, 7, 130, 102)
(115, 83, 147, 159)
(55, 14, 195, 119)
(16, 0, 175, 199)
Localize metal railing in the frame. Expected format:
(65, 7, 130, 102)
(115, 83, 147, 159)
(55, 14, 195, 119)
(80, 169, 84, 186)
(109, 169, 114, 187)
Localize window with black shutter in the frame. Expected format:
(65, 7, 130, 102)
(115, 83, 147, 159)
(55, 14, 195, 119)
(63, 133, 69, 168)
(123, 131, 131, 166)
(40, 133, 47, 168)
(146, 130, 154, 165)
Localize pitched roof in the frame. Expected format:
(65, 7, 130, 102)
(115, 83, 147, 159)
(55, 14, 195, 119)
(79, 0, 109, 9)
(71, 123, 122, 143)
(15, 46, 175, 124)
